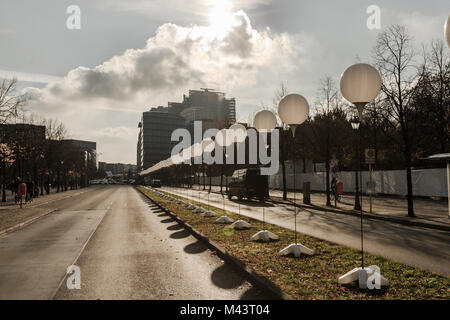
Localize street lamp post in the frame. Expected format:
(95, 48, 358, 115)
(215, 127, 238, 225)
(200, 139, 217, 218)
(339, 63, 388, 289)
(278, 94, 314, 257)
(251, 111, 279, 242)
(351, 117, 362, 211)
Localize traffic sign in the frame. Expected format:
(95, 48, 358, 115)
(365, 149, 375, 164)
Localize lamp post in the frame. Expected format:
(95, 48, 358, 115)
(350, 117, 362, 211)
(250, 111, 279, 242)
(200, 138, 217, 217)
(226, 123, 247, 221)
(339, 63, 388, 289)
(278, 94, 314, 257)
(215, 126, 241, 225)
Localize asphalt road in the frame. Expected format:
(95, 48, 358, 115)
(163, 186, 450, 277)
(0, 185, 266, 300)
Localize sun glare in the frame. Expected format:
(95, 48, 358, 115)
(207, 0, 235, 39)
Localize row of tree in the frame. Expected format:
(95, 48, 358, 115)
(270, 25, 449, 217)
(0, 79, 99, 201)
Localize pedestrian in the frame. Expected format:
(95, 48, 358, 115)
(13, 178, 21, 204)
(26, 179, 34, 203)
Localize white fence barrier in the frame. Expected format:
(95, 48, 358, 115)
(198, 168, 448, 198)
(269, 168, 448, 198)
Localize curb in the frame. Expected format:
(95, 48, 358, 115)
(269, 198, 450, 232)
(0, 209, 58, 238)
(136, 187, 293, 301)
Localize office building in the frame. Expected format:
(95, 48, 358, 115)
(137, 108, 186, 172)
(137, 89, 237, 173)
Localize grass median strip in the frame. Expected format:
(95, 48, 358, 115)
(138, 186, 449, 300)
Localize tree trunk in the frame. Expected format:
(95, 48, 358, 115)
(1, 161, 6, 203)
(325, 123, 331, 207)
(405, 153, 415, 217)
(325, 156, 331, 207)
(202, 169, 206, 190)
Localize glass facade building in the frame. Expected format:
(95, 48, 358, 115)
(137, 109, 186, 172)
(137, 89, 237, 173)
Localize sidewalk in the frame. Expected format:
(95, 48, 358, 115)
(0, 188, 91, 235)
(193, 184, 450, 231)
(0, 188, 84, 209)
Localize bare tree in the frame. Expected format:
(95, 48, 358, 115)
(272, 82, 289, 127)
(427, 40, 450, 153)
(0, 78, 27, 124)
(373, 25, 420, 217)
(311, 76, 341, 206)
(24, 113, 70, 140)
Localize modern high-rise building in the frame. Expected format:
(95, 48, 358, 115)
(137, 89, 237, 173)
(177, 89, 236, 135)
(137, 108, 186, 172)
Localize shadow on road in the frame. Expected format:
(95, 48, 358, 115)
(239, 286, 271, 300)
(184, 241, 208, 254)
(167, 224, 184, 231)
(160, 218, 175, 224)
(211, 264, 245, 289)
(170, 230, 191, 239)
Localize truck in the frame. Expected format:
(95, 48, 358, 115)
(227, 168, 269, 202)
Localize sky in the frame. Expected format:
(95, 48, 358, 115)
(0, 0, 448, 164)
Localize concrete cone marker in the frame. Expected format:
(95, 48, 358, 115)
(215, 216, 234, 224)
(251, 230, 279, 242)
(231, 220, 251, 230)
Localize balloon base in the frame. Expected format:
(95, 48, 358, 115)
(279, 243, 314, 258)
(338, 267, 389, 289)
(202, 211, 216, 217)
(215, 216, 234, 224)
(251, 230, 279, 242)
(230, 220, 252, 230)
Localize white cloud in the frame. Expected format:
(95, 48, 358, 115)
(397, 11, 448, 46)
(26, 9, 324, 164)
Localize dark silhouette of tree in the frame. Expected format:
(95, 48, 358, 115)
(373, 25, 423, 217)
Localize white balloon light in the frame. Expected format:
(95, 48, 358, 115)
(445, 14, 450, 49)
(202, 138, 215, 153)
(253, 110, 277, 132)
(192, 143, 202, 158)
(229, 123, 247, 143)
(278, 94, 310, 137)
(172, 151, 184, 165)
(338, 65, 388, 289)
(182, 146, 191, 161)
(215, 129, 230, 147)
(340, 63, 382, 118)
(278, 94, 309, 127)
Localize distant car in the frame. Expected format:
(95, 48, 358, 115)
(151, 179, 162, 188)
(227, 168, 269, 201)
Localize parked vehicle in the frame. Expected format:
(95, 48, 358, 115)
(227, 168, 269, 201)
(151, 179, 162, 188)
